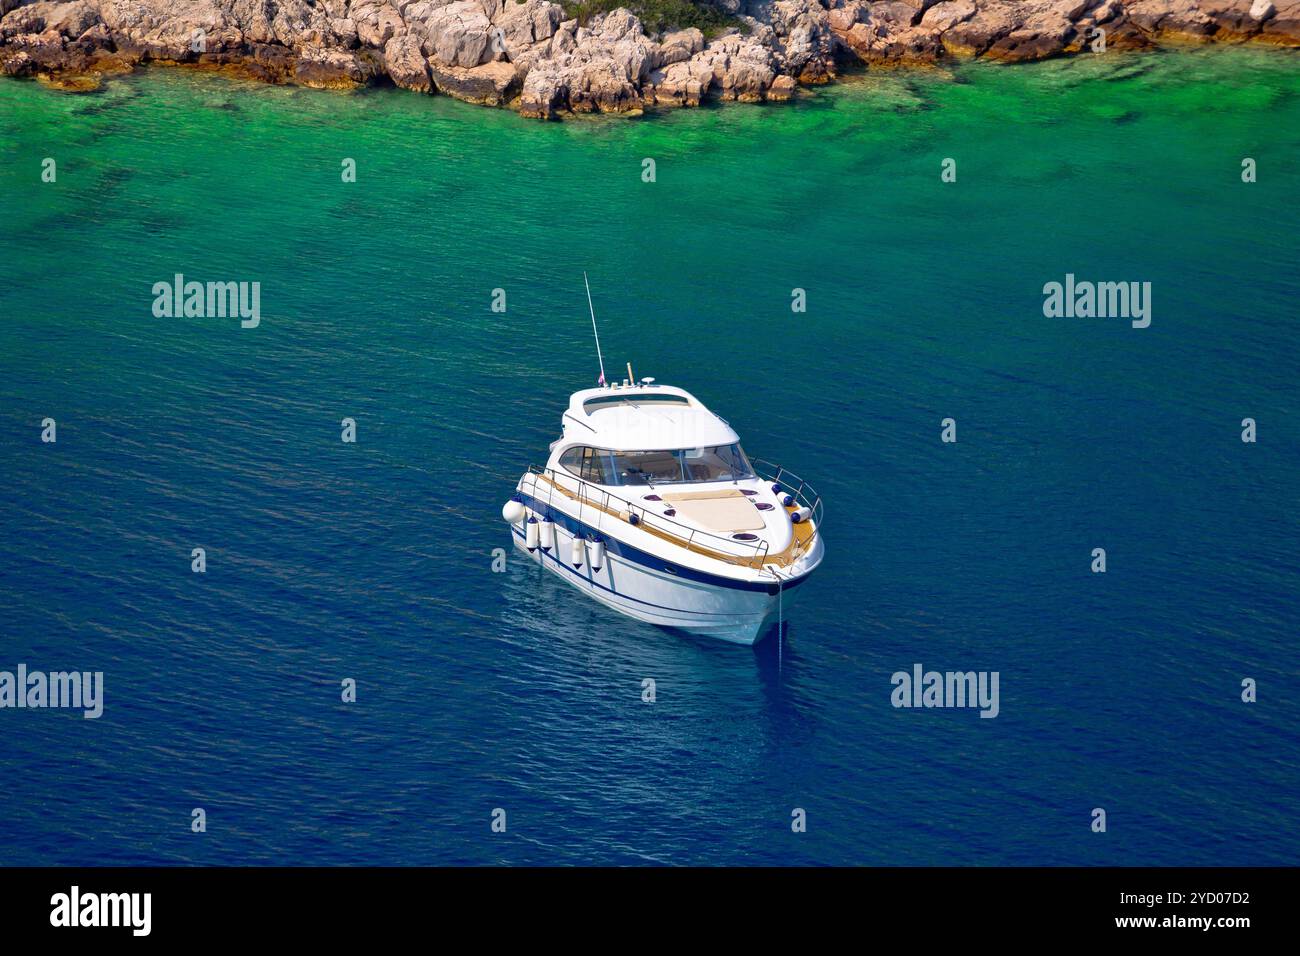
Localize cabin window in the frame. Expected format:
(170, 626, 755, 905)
(582, 448, 615, 484)
(679, 444, 755, 483)
(559, 447, 611, 484)
(609, 449, 685, 485)
(559, 448, 583, 475)
(561, 444, 753, 486)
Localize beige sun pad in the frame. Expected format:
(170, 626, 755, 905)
(664, 489, 743, 501)
(663, 491, 764, 532)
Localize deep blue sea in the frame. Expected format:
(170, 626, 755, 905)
(1, 47, 1298, 865)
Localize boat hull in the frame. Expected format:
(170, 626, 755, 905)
(511, 524, 809, 645)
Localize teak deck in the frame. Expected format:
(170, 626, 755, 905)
(533, 474, 816, 572)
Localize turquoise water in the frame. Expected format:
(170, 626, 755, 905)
(1, 48, 1298, 865)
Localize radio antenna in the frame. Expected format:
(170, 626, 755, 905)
(584, 272, 607, 386)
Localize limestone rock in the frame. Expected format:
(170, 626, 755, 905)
(1, 47, 33, 73)
(837, 1, 944, 61)
(384, 32, 432, 92)
(294, 45, 371, 88)
(941, 2, 1028, 55)
(429, 58, 518, 104)
(1125, 0, 1218, 36)
(353, 1, 406, 49)
(420, 1, 493, 68)
(656, 26, 705, 66)
(2, 0, 1298, 115)
(922, 0, 978, 32)
(1261, 0, 1300, 42)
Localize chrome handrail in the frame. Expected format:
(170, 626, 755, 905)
(525, 465, 772, 565)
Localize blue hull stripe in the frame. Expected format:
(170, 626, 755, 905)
(513, 527, 744, 616)
(515, 491, 811, 596)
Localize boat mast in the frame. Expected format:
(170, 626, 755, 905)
(584, 272, 607, 386)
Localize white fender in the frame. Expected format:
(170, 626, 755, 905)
(525, 515, 539, 551)
(791, 506, 812, 524)
(570, 533, 584, 569)
(588, 537, 606, 571)
(502, 499, 526, 524)
(539, 516, 556, 552)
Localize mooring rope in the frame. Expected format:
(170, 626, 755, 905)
(778, 577, 783, 671)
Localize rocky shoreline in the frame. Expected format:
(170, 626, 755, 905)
(1, 1, 1296, 117)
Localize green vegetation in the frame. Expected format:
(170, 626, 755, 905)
(560, 0, 746, 39)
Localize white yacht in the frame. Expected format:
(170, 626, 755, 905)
(501, 376, 823, 644)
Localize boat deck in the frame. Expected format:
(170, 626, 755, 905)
(531, 473, 817, 573)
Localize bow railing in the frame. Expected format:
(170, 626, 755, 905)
(751, 458, 823, 564)
(524, 465, 774, 566)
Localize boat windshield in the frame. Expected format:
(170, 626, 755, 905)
(560, 444, 755, 486)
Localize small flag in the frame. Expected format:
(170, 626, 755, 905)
(598, 373, 605, 385)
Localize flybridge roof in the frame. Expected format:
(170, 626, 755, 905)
(562, 384, 740, 452)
